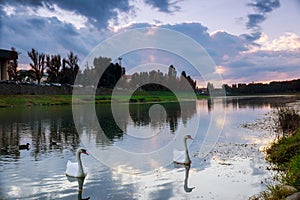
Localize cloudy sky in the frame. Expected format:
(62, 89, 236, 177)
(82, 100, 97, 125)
(1, 0, 300, 86)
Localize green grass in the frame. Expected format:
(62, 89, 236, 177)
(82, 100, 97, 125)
(266, 131, 300, 164)
(265, 130, 300, 189)
(0, 91, 209, 108)
(285, 154, 300, 187)
(0, 95, 72, 107)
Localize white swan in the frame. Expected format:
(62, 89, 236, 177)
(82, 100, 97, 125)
(66, 148, 89, 178)
(173, 135, 193, 165)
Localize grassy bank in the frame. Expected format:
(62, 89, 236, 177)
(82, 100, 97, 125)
(0, 95, 73, 107)
(251, 107, 300, 200)
(0, 92, 209, 107)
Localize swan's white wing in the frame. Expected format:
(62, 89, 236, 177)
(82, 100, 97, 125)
(66, 160, 78, 177)
(83, 166, 88, 177)
(173, 149, 185, 163)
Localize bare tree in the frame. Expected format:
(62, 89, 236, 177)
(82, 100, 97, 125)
(28, 48, 45, 84)
(46, 54, 61, 83)
(61, 51, 79, 84)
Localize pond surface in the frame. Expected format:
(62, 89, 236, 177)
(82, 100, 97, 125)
(0, 95, 299, 199)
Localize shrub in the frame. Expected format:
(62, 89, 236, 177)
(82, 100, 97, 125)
(274, 106, 300, 137)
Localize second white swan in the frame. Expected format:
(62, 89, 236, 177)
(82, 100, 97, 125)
(173, 135, 193, 165)
(66, 148, 89, 178)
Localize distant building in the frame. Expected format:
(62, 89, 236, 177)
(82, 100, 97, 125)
(123, 74, 132, 83)
(0, 49, 18, 80)
(195, 87, 208, 95)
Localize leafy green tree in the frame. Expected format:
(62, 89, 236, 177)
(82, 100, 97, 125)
(207, 82, 214, 94)
(93, 56, 112, 76)
(186, 75, 196, 91)
(168, 65, 177, 79)
(79, 62, 97, 86)
(93, 56, 124, 88)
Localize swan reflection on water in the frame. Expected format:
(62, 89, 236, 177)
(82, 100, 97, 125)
(173, 162, 195, 193)
(183, 164, 195, 193)
(66, 176, 90, 200)
(173, 163, 195, 193)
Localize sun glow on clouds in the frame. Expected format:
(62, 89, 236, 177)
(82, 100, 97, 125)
(27, 3, 90, 30)
(108, 8, 135, 32)
(2, 5, 16, 16)
(107, 0, 180, 32)
(215, 65, 226, 74)
(252, 32, 300, 52)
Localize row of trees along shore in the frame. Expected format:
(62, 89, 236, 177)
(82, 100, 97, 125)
(221, 79, 300, 94)
(7, 47, 300, 94)
(7, 48, 198, 91)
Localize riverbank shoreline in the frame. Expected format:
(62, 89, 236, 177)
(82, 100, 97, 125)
(250, 105, 300, 200)
(2, 93, 300, 108)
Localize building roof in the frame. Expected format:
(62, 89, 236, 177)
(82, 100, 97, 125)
(0, 49, 18, 60)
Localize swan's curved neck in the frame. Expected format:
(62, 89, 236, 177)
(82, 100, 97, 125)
(76, 152, 85, 177)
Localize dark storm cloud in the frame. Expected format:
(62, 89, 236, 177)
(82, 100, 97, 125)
(246, 14, 266, 30)
(162, 22, 211, 45)
(0, 0, 181, 29)
(0, 0, 182, 68)
(242, 0, 280, 43)
(248, 0, 280, 13)
(246, 0, 280, 30)
(0, 0, 133, 29)
(0, 11, 95, 66)
(144, 0, 181, 12)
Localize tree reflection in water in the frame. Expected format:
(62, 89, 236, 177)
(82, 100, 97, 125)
(0, 106, 81, 158)
(0, 101, 198, 157)
(129, 101, 197, 132)
(1, 96, 292, 158)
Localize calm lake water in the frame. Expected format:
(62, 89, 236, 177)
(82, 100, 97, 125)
(1, 95, 299, 200)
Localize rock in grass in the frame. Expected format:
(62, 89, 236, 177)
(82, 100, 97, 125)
(286, 192, 300, 200)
